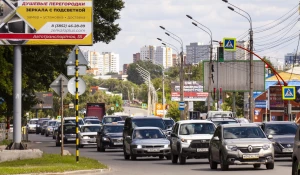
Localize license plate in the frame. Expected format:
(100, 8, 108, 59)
(243, 154, 259, 159)
(283, 148, 293, 153)
(67, 138, 75, 141)
(197, 148, 208, 152)
(90, 138, 96, 142)
(147, 148, 160, 152)
(113, 142, 122, 145)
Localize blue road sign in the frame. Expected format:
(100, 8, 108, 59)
(254, 110, 259, 115)
(223, 38, 236, 51)
(179, 101, 185, 111)
(282, 86, 296, 100)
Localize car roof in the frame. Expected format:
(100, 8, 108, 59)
(129, 116, 162, 120)
(177, 120, 214, 124)
(208, 118, 236, 121)
(221, 123, 259, 128)
(263, 121, 296, 124)
(134, 127, 162, 130)
(85, 118, 100, 120)
(30, 118, 39, 120)
(64, 117, 83, 120)
(103, 123, 124, 126)
(104, 115, 121, 117)
(82, 124, 101, 126)
(162, 118, 174, 120)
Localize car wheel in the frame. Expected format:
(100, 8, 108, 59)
(99, 142, 105, 152)
(159, 155, 164, 160)
(220, 153, 229, 171)
(56, 141, 61, 147)
(292, 159, 299, 175)
(41, 132, 44, 135)
(165, 155, 171, 160)
(79, 144, 84, 148)
(131, 154, 137, 160)
(123, 148, 130, 160)
(209, 152, 218, 169)
(53, 135, 56, 139)
(171, 153, 178, 164)
(179, 154, 186, 165)
(266, 163, 274, 170)
(45, 133, 49, 137)
(253, 164, 261, 169)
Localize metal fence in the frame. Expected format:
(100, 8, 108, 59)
(0, 123, 28, 142)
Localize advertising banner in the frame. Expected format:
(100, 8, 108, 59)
(171, 81, 208, 101)
(269, 86, 300, 111)
(32, 92, 53, 109)
(0, 0, 93, 45)
(155, 103, 165, 117)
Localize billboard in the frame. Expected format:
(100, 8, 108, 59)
(32, 92, 53, 109)
(269, 86, 300, 111)
(171, 81, 208, 101)
(203, 61, 265, 91)
(0, 0, 93, 45)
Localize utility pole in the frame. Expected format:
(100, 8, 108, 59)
(180, 50, 185, 120)
(249, 25, 254, 122)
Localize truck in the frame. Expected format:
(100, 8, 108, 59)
(85, 103, 106, 121)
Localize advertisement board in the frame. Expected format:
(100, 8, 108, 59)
(32, 92, 53, 109)
(171, 81, 208, 101)
(269, 86, 300, 111)
(155, 103, 165, 117)
(0, 0, 93, 45)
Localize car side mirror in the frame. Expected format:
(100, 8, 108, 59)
(213, 136, 219, 141)
(267, 135, 273, 139)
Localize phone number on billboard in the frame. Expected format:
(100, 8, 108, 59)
(54, 24, 85, 28)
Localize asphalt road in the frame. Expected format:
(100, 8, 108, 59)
(123, 106, 147, 116)
(28, 133, 292, 175)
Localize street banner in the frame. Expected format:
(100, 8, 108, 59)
(171, 81, 208, 101)
(0, 0, 93, 45)
(32, 92, 53, 109)
(269, 86, 300, 111)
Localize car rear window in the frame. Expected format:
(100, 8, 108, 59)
(265, 123, 297, 135)
(103, 117, 122, 124)
(132, 119, 166, 130)
(163, 120, 174, 128)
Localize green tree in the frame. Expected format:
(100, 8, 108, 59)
(166, 101, 180, 121)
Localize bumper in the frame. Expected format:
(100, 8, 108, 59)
(81, 138, 97, 145)
(46, 131, 54, 135)
(27, 128, 36, 132)
(225, 151, 274, 165)
(181, 147, 209, 158)
(131, 148, 171, 156)
(102, 141, 123, 149)
(274, 145, 293, 157)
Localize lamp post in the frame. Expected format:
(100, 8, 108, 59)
(186, 15, 213, 111)
(136, 64, 151, 116)
(159, 26, 185, 120)
(223, 0, 254, 122)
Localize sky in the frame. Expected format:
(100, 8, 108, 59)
(81, 0, 299, 70)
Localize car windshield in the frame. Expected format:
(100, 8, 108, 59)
(29, 120, 38, 124)
(133, 129, 165, 139)
(85, 120, 100, 124)
(48, 121, 56, 126)
(213, 121, 237, 126)
(164, 120, 174, 128)
(81, 125, 101, 132)
(132, 119, 166, 130)
(63, 125, 76, 134)
(103, 117, 122, 124)
(223, 127, 266, 139)
(179, 123, 215, 135)
(103, 125, 124, 133)
(65, 119, 84, 125)
(265, 123, 297, 135)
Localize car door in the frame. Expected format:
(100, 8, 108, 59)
(294, 126, 300, 161)
(210, 126, 221, 161)
(123, 118, 131, 154)
(171, 123, 179, 154)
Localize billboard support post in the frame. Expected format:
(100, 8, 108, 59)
(60, 78, 64, 156)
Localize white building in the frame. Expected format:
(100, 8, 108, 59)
(186, 43, 210, 64)
(224, 40, 248, 60)
(100, 52, 120, 75)
(155, 46, 173, 68)
(140, 45, 156, 61)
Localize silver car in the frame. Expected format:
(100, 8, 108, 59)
(124, 127, 171, 160)
(209, 123, 274, 171)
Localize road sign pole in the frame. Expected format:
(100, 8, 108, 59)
(75, 48, 79, 162)
(60, 78, 64, 156)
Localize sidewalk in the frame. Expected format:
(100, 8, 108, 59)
(17, 168, 111, 175)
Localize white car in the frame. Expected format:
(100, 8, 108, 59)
(26, 118, 39, 133)
(79, 124, 102, 148)
(170, 120, 216, 164)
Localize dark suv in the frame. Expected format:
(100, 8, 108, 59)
(55, 123, 76, 147)
(96, 123, 124, 152)
(123, 116, 167, 159)
(36, 118, 50, 134)
(102, 116, 123, 124)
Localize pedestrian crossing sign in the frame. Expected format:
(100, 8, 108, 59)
(223, 38, 236, 51)
(282, 86, 296, 100)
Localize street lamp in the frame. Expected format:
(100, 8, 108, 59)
(159, 26, 185, 120)
(136, 64, 151, 116)
(222, 0, 254, 122)
(186, 14, 213, 111)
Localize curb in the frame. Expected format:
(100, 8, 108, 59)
(16, 168, 111, 175)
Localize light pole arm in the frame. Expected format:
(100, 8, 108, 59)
(192, 24, 212, 44)
(164, 29, 183, 46)
(190, 20, 212, 38)
(231, 9, 252, 29)
(227, 3, 252, 29)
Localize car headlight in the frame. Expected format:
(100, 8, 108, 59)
(102, 137, 110, 141)
(225, 145, 238, 151)
(181, 138, 192, 144)
(262, 144, 271, 150)
(83, 136, 90, 139)
(137, 145, 142, 149)
(37, 125, 40, 127)
(59, 134, 61, 137)
(164, 144, 170, 148)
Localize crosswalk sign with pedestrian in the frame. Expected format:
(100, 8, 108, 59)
(223, 38, 236, 51)
(282, 86, 296, 100)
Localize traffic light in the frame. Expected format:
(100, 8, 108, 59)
(218, 47, 224, 62)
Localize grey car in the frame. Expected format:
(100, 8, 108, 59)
(124, 127, 171, 160)
(209, 123, 274, 171)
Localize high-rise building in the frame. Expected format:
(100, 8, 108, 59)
(186, 43, 210, 64)
(140, 45, 156, 61)
(155, 46, 173, 68)
(172, 54, 178, 66)
(99, 52, 119, 75)
(82, 50, 102, 75)
(224, 40, 247, 60)
(133, 53, 140, 63)
(123, 64, 129, 75)
(285, 53, 300, 68)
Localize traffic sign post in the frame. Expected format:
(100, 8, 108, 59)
(179, 101, 185, 111)
(282, 86, 296, 100)
(223, 38, 236, 52)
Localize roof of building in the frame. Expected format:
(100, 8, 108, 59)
(266, 71, 300, 81)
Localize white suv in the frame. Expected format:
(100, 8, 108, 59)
(170, 120, 216, 164)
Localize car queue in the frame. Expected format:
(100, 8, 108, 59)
(28, 115, 299, 172)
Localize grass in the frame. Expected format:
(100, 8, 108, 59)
(0, 153, 108, 175)
(0, 139, 12, 145)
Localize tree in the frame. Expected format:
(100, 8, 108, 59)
(166, 101, 180, 121)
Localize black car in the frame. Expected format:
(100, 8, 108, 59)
(96, 123, 124, 152)
(207, 117, 238, 127)
(36, 118, 50, 134)
(56, 123, 76, 147)
(162, 118, 175, 129)
(102, 116, 123, 124)
(261, 121, 298, 157)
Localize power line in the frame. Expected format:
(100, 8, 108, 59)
(288, 34, 300, 83)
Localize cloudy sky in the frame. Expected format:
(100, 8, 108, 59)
(82, 0, 299, 70)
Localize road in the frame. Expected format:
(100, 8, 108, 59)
(123, 106, 147, 116)
(29, 135, 292, 175)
